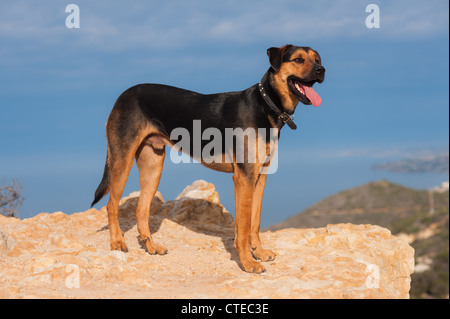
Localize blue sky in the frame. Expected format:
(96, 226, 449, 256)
(0, 1, 448, 226)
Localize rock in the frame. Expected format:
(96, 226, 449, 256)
(0, 229, 17, 256)
(159, 180, 234, 232)
(109, 250, 128, 262)
(0, 180, 415, 299)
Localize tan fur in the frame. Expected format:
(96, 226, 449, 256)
(272, 47, 317, 113)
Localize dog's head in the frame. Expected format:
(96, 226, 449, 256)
(267, 45, 325, 108)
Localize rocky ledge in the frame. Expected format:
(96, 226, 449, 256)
(0, 180, 414, 299)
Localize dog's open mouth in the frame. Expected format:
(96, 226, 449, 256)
(288, 77, 322, 107)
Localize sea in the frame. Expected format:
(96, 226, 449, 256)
(8, 150, 449, 229)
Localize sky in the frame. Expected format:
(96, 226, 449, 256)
(0, 0, 448, 227)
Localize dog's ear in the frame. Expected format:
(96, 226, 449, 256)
(267, 45, 293, 72)
(267, 47, 283, 72)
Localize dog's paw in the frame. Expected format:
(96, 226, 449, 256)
(146, 243, 168, 255)
(252, 248, 277, 262)
(241, 260, 266, 274)
(110, 240, 129, 253)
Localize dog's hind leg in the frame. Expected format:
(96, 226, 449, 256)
(106, 145, 136, 252)
(105, 114, 149, 252)
(135, 140, 168, 255)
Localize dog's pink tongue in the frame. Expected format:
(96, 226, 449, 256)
(304, 86, 322, 107)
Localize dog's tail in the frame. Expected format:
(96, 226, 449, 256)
(91, 154, 110, 207)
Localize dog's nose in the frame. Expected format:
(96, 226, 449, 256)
(315, 65, 325, 74)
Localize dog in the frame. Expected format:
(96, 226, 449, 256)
(91, 44, 325, 273)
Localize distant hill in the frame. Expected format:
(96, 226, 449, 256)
(268, 180, 448, 230)
(373, 153, 449, 173)
(267, 180, 449, 299)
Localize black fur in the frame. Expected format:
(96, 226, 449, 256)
(91, 46, 325, 207)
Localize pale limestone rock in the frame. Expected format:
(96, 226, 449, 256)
(0, 229, 17, 256)
(0, 180, 414, 299)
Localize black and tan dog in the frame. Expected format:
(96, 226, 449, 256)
(91, 44, 325, 273)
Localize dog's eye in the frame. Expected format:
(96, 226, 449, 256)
(292, 58, 304, 64)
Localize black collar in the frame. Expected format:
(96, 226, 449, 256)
(258, 82, 297, 130)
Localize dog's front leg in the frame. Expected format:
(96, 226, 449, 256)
(232, 169, 266, 273)
(250, 174, 276, 262)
